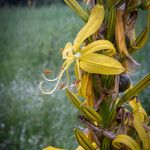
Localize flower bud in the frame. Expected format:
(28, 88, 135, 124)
(119, 73, 131, 92)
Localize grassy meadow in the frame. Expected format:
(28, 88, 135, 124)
(0, 5, 149, 150)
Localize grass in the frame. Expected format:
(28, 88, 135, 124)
(0, 5, 149, 150)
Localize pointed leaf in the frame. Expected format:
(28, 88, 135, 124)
(81, 106, 102, 124)
(119, 73, 150, 105)
(66, 88, 83, 113)
(74, 128, 95, 150)
(106, 6, 116, 41)
(129, 27, 149, 54)
(64, 0, 88, 22)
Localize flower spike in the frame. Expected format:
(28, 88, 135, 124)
(40, 4, 125, 95)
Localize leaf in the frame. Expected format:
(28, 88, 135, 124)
(79, 53, 125, 75)
(112, 134, 140, 150)
(43, 146, 64, 150)
(100, 101, 110, 127)
(64, 0, 88, 22)
(119, 73, 150, 105)
(124, 11, 137, 43)
(129, 27, 149, 54)
(115, 8, 128, 56)
(81, 106, 102, 124)
(81, 40, 116, 56)
(140, 1, 150, 10)
(106, 0, 116, 9)
(74, 128, 95, 150)
(101, 137, 111, 150)
(66, 88, 83, 113)
(106, 6, 116, 41)
(74, 4, 104, 51)
(133, 111, 150, 150)
(115, 8, 139, 73)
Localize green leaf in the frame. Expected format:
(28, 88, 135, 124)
(106, 6, 116, 41)
(100, 101, 110, 127)
(74, 128, 95, 150)
(81, 106, 102, 124)
(64, 0, 88, 22)
(129, 27, 149, 54)
(66, 88, 83, 113)
(118, 73, 150, 106)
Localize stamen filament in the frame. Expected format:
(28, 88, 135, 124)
(40, 60, 74, 94)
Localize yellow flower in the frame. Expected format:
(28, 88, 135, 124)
(129, 97, 150, 150)
(40, 4, 125, 95)
(43, 146, 64, 150)
(112, 134, 140, 150)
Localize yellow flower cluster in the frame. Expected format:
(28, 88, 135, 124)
(41, 0, 150, 149)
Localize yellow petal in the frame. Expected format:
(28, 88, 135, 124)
(80, 73, 94, 107)
(76, 146, 85, 150)
(115, 8, 129, 56)
(74, 4, 104, 51)
(79, 53, 125, 75)
(112, 134, 140, 150)
(43, 146, 64, 150)
(62, 42, 73, 59)
(129, 98, 148, 122)
(81, 40, 116, 56)
(79, 72, 89, 97)
(133, 111, 150, 150)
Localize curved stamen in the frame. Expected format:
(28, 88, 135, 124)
(43, 73, 60, 82)
(60, 69, 70, 90)
(42, 60, 70, 82)
(39, 69, 65, 95)
(40, 60, 74, 95)
(76, 58, 81, 89)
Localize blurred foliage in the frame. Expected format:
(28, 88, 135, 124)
(0, 0, 64, 7)
(32, 0, 64, 6)
(0, 5, 149, 150)
(0, 5, 82, 150)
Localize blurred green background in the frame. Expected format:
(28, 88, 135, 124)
(0, 1, 150, 150)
